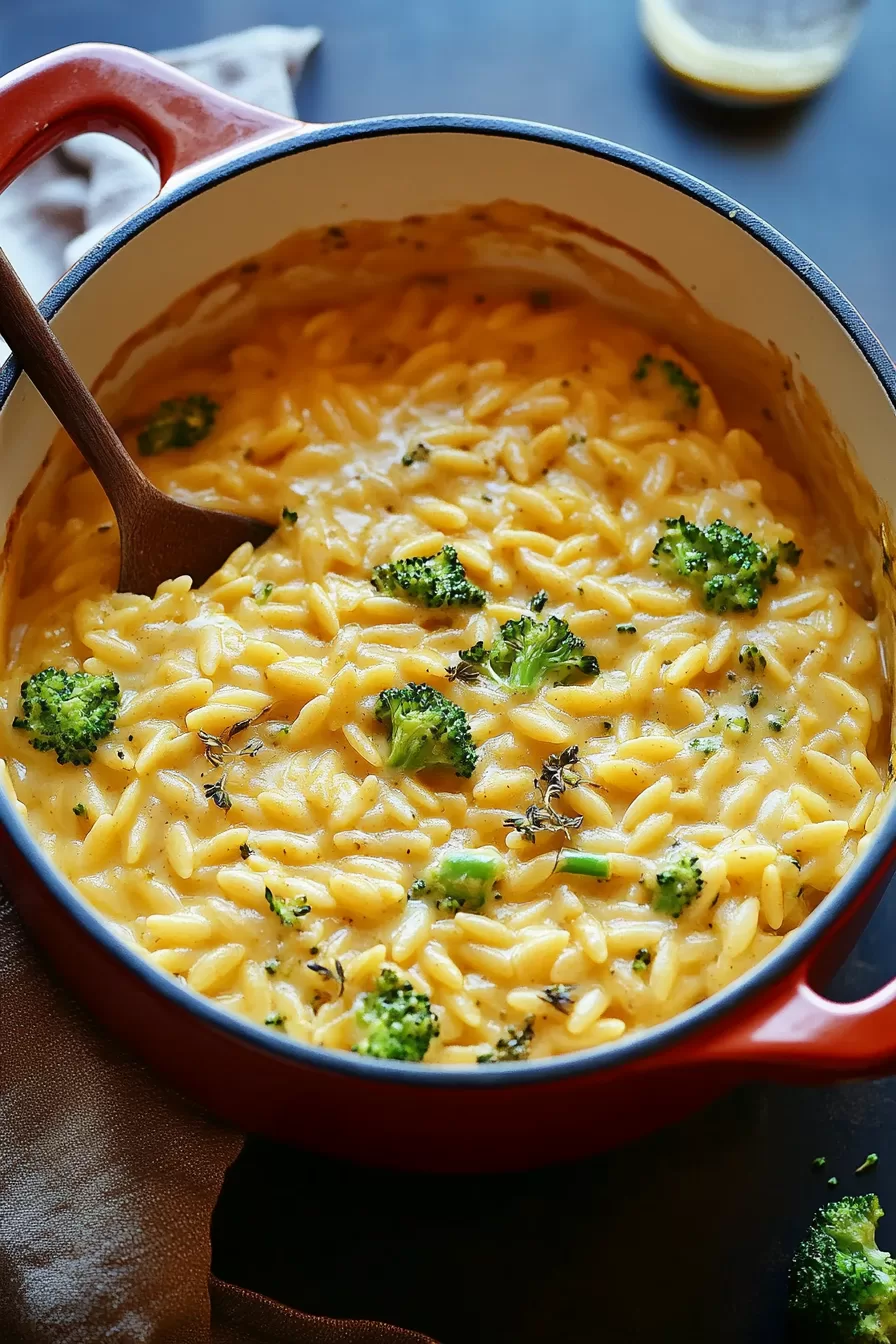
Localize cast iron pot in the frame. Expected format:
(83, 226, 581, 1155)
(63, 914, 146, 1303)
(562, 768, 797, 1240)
(1, 44, 895, 1173)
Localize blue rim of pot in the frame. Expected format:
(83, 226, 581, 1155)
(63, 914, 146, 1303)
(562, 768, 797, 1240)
(1, 112, 894, 1089)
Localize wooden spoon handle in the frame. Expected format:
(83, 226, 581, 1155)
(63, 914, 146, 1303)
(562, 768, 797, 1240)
(0, 245, 147, 511)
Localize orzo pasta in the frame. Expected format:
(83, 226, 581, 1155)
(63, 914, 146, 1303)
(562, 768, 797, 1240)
(0, 228, 887, 1064)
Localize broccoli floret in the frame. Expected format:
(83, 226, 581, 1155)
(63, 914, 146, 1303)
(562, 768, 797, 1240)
(529, 589, 549, 613)
(768, 707, 792, 733)
(354, 968, 439, 1061)
(13, 667, 120, 765)
(690, 735, 722, 756)
(137, 394, 217, 456)
(374, 683, 477, 777)
(478, 1018, 535, 1064)
(632, 354, 701, 410)
(789, 1194, 896, 1341)
(410, 846, 505, 912)
(460, 615, 599, 693)
(739, 643, 767, 674)
(370, 545, 487, 608)
(652, 853, 704, 918)
(264, 886, 311, 927)
(652, 517, 801, 613)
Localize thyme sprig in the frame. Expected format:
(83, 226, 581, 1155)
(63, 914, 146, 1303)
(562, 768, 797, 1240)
(198, 707, 272, 807)
(307, 959, 346, 999)
(504, 746, 595, 844)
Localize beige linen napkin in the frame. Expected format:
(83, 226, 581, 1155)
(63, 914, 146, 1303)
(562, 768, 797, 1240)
(0, 28, 438, 1344)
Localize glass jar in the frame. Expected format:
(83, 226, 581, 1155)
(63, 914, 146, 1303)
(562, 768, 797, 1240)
(640, 0, 868, 104)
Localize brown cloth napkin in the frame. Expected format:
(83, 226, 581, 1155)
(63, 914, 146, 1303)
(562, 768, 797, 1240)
(0, 28, 438, 1344)
(0, 895, 437, 1343)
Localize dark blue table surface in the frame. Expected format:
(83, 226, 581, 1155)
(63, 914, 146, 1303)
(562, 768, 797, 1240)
(3, 2, 895, 1340)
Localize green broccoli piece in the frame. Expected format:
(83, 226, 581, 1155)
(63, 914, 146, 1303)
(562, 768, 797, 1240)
(789, 1194, 896, 1341)
(374, 683, 477, 777)
(281, 506, 298, 524)
(264, 886, 311, 927)
(460, 615, 599, 693)
(690, 735, 722, 756)
(652, 516, 801, 613)
(556, 852, 611, 880)
(768, 708, 792, 733)
(739, 644, 767, 674)
(529, 589, 549, 613)
(632, 948, 652, 972)
(354, 968, 439, 1061)
(13, 667, 120, 765)
(370, 545, 487, 608)
(410, 846, 505, 912)
(137, 394, 218, 456)
(632, 354, 701, 410)
(478, 1018, 535, 1064)
(652, 853, 703, 918)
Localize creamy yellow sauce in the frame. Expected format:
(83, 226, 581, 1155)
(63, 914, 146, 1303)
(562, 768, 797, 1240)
(0, 248, 887, 1063)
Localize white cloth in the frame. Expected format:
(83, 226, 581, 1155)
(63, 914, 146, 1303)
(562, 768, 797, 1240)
(0, 24, 321, 300)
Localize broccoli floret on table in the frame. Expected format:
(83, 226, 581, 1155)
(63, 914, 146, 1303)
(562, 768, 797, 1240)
(370, 545, 487, 608)
(354, 968, 439, 1062)
(652, 516, 801, 613)
(13, 667, 120, 765)
(410, 846, 505, 912)
(137, 394, 218, 456)
(459, 615, 599, 693)
(789, 1193, 896, 1341)
(651, 853, 703, 918)
(374, 683, 477, 777)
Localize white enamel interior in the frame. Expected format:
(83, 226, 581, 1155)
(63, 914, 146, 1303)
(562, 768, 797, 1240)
(1, 128, 895, 546)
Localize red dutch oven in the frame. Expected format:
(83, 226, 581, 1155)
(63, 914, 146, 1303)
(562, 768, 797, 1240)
(0, 43, 895, 1172)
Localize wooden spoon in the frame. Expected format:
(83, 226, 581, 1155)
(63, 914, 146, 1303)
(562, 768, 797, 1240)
(0, 245, 273, 596)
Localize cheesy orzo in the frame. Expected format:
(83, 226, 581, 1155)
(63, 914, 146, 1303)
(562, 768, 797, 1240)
(0, 243, 887, 1064)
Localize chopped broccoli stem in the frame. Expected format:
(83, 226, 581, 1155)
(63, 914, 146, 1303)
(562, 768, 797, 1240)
(14, 667, 120, 765)
(652, 853, 703, 918)
(374, 683, 477, 777)
(478, 1017, 535, 1063)
(652, 516, 801, 613)
(632, 354, 701, 409)
(460, 615, 599, 693)
(265, 886, 311, 927)
(789, 1194, 896, 1341)
(137, 394, 217, 456)
(812, 1156, 828, 1171)
(254, 581, 274, 604)
(556, 851, 611, 880)
(354, 968, 439, 1061)
(370, 544, 487, 608)
(857, 1155, 881, 1176)
(410, 846, 505, 912)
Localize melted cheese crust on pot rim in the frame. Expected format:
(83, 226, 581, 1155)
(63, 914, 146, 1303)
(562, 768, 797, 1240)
(0, 270, 887, 1064)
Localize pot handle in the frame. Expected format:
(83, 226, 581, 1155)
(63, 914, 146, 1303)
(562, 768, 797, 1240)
(0, 42, 297, 194)
(696, 855, 896, 1078)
